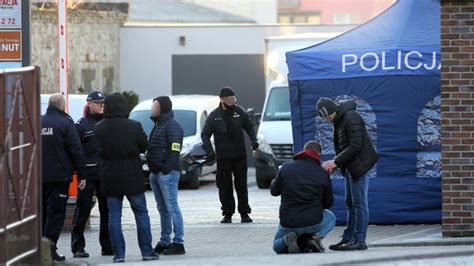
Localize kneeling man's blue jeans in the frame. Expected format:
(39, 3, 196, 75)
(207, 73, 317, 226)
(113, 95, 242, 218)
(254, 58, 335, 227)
(273, 209, 336, 254)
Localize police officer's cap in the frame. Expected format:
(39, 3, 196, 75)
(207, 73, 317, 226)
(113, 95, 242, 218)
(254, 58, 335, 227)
(87, 91, 105, 103)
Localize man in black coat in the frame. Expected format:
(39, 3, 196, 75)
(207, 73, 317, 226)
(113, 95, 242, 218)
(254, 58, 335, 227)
(71, 91, 113, 258)
(201, 87, 259, 224)
(316, 97, 378, 251)
(271, 141, 335, 254)
(94, 92, 158, 263)
(41, 93, 87, 262)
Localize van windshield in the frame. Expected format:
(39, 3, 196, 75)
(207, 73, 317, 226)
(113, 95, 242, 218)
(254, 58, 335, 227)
(130, 110, 197, 137)
(263, 86, 291, 121)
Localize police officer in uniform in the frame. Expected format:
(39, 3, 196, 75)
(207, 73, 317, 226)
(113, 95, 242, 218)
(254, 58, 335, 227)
(201, 87, 259, 223)
(42, 93, 87, 262)
(71, 91, 113, 258)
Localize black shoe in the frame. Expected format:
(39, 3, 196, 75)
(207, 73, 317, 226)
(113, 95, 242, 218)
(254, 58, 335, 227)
(283, 232, 300, 254)
(52, 249, 66, 262)
(241, 213, 253, 223)
(329, 240, 349, 251)
(154, 242, 171, 255)
(162, 243, 186, 255)
(338, 240, 368, 251)
(221, 215, 232, 223)
(142, 252, 160, 261)
(73, 250, 90, 258)
(51, 243, 66, 262)
(306, 236, 325, 253)
(101, 250, 114, 256)
(113, 257, 125, 263)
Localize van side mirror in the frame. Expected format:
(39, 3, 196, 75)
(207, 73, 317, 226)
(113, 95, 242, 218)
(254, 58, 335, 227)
(247, 108, 261, 127)
(247, 108, 255, 117)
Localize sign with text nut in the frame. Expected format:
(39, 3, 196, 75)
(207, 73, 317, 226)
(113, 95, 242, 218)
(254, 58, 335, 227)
(0, 30, 21, 60)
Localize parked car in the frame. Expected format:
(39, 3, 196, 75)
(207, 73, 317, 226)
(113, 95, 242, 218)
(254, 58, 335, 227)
(129, 95, 220, 189)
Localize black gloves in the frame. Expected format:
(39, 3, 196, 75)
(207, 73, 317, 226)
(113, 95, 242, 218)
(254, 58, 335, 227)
(206, 151, 216, 166)
(251, 140, 259, 151)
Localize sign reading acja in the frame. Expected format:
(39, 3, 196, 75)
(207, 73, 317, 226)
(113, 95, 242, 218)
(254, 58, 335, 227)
(342, 51, 441, 73)
(0, 0, 20, 28)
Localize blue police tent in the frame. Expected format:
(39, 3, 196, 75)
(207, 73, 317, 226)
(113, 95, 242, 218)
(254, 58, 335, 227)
(286, 0, 441, 224)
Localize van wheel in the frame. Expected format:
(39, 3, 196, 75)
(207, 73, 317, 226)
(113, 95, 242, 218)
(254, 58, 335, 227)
(256, 167, 271, 189)
(185, 168, 201, 189)
(256, 177, 271, 189)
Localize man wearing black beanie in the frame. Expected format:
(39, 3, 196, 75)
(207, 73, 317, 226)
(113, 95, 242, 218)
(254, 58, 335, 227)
(147, 96, 186, 255)
(154, 96, 173, 114)
(316, 97, 378, 252)
(201, 87, 259, 224)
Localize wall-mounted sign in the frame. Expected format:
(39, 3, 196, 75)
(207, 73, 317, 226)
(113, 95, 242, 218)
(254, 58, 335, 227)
(0, 30, 21, 61)
(0, 0, 21, 28)
(0, 0, 27, 69)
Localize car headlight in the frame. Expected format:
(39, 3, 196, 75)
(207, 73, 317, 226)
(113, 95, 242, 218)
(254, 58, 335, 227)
(257, 132, 273, 155)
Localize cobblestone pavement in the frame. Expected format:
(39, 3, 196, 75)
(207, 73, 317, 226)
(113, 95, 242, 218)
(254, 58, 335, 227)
(56, 169, 474, 265)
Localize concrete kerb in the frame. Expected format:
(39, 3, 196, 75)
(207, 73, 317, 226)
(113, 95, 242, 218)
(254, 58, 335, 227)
(369, 237, 474, 248)
(323, 250, 474, 266)
(368, 225, 474, 248)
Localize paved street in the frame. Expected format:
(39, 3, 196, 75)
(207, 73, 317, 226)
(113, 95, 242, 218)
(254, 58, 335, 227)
(56, 169, 474, 265)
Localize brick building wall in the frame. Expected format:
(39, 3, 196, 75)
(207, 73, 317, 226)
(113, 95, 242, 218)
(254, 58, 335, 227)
(31, 8, 127, 94)
(441, 0, 474, 237)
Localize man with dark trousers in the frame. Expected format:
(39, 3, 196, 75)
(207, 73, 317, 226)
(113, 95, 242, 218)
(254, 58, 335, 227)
(95, 92, 159, 263)
(316, 97, 378, 251)
(201, 87, 259, 223)
(42, 93, 87, 262)
(71, 91, 113, 258)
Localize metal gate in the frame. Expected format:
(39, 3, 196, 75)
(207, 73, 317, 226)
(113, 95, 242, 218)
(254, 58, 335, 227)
(0, 66, 41, 265)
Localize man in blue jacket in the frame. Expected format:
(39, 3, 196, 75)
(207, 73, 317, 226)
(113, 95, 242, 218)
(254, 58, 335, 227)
(42, 93, 87, 262)
(271, 141, 335, 254)
(147, 96, 186, 255)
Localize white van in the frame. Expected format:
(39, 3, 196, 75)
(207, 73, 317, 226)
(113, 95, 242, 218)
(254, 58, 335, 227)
(254, 32, 351, 188)
(254, 82, 293, 188)
(40, 94, 88, 123)
(129, 95, 220, 189)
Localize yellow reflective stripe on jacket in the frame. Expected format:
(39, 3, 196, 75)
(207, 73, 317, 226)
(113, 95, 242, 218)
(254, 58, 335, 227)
(171, 142, 181, 152)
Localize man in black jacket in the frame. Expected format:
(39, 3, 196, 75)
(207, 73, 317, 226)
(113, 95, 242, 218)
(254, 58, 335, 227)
(71, 91, 113, 258)
(271, 141, 336, 254)
(95, 92, 158, 263)
(316, 97, 378, 251)
(147, 96, 186, 255)
(42, 93, 87, 262)
(201, 87, 259, 224)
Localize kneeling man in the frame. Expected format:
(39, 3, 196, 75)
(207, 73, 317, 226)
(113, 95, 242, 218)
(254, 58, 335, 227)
(271, 141, 336, 254)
